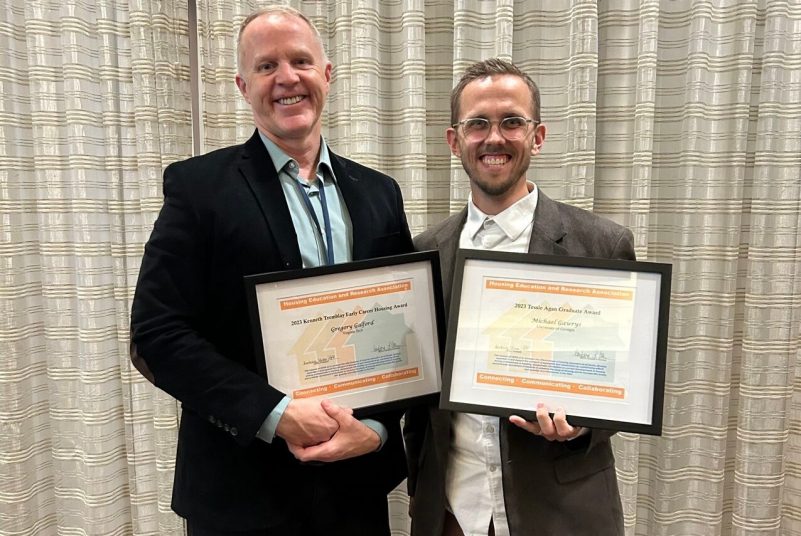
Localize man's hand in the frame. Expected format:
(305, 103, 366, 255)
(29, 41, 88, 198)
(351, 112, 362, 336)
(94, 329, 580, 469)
(509, 403, 584, 442)
(275, 398, 350, 447)
(286, 400, 380, 462)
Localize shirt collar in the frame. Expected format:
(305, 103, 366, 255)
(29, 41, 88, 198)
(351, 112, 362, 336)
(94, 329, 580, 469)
(258, 131, 336, 183)
(464, 182, 539, 242)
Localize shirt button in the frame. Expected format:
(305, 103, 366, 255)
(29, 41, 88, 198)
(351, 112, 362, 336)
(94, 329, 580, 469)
(489, 464, 498, 472)
(485, 425, 495, 434)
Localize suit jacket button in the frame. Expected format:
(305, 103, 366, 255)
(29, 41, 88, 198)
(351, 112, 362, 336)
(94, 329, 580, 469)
(209, 415, 215, 424)
(230, 427, 238, 437)
(216, 420, 223, 428)
(224, 424, 230, 432)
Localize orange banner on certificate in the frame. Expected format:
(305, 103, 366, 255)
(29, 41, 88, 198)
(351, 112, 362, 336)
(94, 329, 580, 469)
(293, 367, 420, 398)
(485, 279, 633, 301)
(476, 372, 625, 399)
(280, 281, 413, 310)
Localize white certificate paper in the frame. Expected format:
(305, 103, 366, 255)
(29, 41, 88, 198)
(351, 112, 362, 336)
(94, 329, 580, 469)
(442, 250, 670, 435)
(246, 253, 443, 413)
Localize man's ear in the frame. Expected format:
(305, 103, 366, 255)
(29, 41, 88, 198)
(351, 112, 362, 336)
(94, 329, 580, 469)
(530, 122, 547, 156)
(235, 74, 250, 104)
(446, 128, 461, 157)
(324, 61, 333, 84)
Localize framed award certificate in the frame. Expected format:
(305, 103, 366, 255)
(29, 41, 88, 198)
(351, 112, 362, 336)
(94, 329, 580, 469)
(441, 249, 671, 436)
(245, 251, 445, 416)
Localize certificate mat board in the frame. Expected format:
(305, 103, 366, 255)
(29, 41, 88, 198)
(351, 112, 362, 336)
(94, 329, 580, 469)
(245, 251, 445, 416)
(441, 249, 671, 436)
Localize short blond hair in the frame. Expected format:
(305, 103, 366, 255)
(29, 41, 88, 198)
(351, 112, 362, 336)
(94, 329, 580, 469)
(236, 5, 328, 74)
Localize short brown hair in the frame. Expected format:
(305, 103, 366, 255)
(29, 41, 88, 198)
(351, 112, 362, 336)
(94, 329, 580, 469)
(450, 58, 541, 125)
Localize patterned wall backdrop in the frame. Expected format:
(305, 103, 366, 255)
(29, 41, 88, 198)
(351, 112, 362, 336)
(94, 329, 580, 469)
(1, 1, 799, 535)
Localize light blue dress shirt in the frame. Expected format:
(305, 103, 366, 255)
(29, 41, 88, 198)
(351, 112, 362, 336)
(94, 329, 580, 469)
(255, 133, 387, 449)
(263, 134, 352, 268)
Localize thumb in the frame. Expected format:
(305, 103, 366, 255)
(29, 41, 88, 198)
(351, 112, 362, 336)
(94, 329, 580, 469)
(320, 399, 350, 422)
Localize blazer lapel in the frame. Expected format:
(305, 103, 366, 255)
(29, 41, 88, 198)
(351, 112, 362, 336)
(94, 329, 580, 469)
(528, 190, 568, 256)
(426, 209, 466, 464)
(330, 151, 373, 261)
(433, 208, 467, 318)
(238, 130, 303, 269)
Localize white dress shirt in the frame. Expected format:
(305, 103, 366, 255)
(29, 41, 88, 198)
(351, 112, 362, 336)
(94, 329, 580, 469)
(446, 183, 538, 536)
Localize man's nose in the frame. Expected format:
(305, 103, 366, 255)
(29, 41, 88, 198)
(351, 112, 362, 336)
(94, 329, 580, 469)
(484, 122, 506, 143)
(275, 61, 300, 84)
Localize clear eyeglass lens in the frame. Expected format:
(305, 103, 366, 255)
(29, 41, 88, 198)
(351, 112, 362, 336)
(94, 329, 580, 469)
(462, 119, 489, 135)
(461, 117, 531, 140)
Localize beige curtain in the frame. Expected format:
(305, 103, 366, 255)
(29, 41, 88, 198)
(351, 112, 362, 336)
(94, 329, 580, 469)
(2, 1, 800, 535)
(0, 0, 191, 534)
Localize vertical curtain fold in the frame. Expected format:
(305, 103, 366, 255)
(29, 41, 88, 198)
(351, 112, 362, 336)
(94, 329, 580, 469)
(736, 3, 801, 532)
(195, 0, 254, 150)
(127, 2, 192, 533)
(1, 0, 191, 534)
(1, 1, 51, 531)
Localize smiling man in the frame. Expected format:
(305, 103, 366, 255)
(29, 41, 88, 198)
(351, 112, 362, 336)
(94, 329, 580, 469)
(130, 6, 413, 535)
(404, 59, 634, 536)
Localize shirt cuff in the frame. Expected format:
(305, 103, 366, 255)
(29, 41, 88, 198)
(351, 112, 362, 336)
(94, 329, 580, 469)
(256, 396, 291, 443)
(360, 418, 387, 450)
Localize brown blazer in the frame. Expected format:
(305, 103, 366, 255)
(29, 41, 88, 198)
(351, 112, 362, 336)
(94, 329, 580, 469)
(404, 190, 634, 536)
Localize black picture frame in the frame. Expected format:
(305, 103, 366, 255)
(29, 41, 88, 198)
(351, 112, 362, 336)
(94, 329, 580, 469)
(440, 249, 671, 436)
(245, 250, 445, 418)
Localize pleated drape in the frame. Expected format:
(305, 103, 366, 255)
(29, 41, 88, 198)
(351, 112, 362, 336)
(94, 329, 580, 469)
(2, 1, 799, 535)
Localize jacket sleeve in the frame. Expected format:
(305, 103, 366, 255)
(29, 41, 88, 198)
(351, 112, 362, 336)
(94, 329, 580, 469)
(130, 161, 284, 446)
(587, 224, 636, 451)
(403, 404, 429, 496)
(402, 230, 439, 496)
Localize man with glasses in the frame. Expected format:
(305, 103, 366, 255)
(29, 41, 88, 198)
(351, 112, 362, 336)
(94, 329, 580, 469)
(404, 58, 632, 536)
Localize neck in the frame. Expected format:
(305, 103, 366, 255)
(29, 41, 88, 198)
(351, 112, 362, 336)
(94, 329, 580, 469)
(263, 130, 322, 178)
(471, 180, 532, 216)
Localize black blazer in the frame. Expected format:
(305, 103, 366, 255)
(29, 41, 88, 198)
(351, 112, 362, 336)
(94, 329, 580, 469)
(131, 130, 413, 530)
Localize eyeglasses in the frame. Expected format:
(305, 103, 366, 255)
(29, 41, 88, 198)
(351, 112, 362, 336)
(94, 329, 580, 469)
(452, 117, 539, 141)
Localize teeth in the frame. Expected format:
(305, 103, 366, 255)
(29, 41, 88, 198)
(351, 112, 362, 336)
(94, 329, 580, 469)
(483, 156, 507, 165)
(279, 96, 304, 105)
